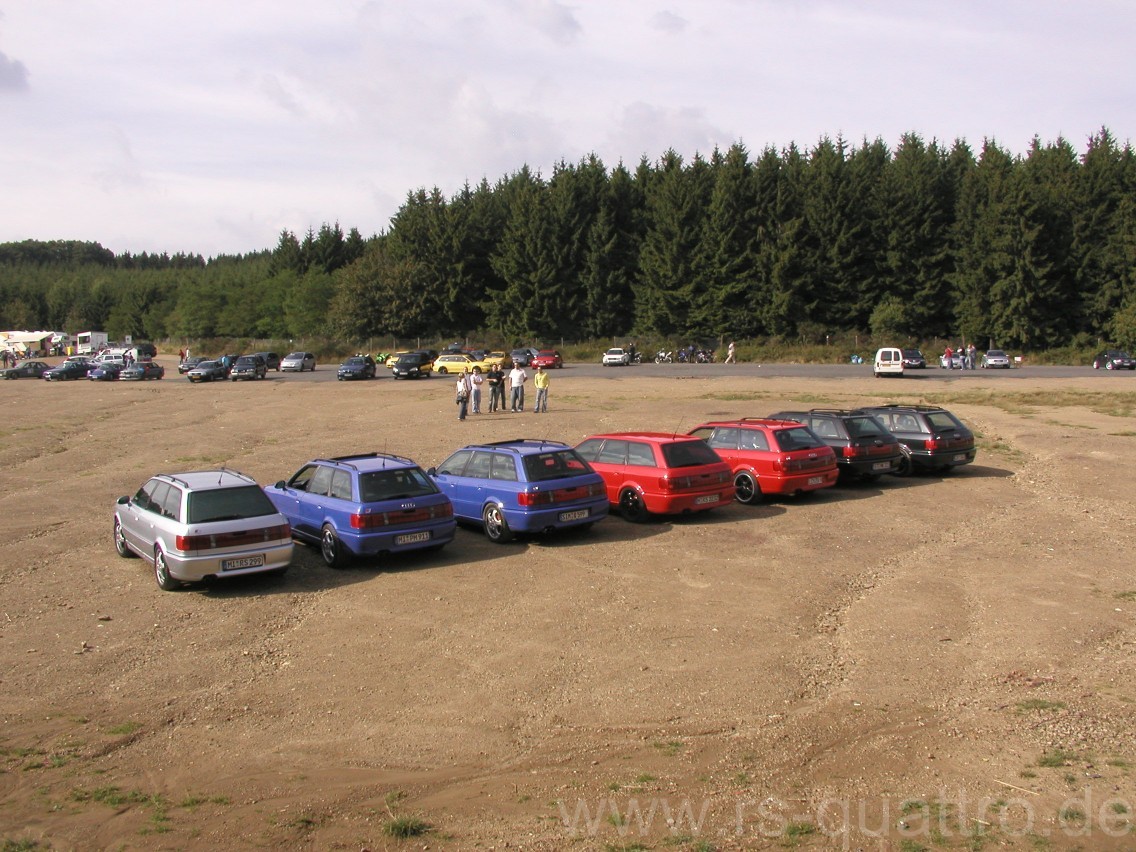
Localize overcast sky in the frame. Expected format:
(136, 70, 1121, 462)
(2, 1, 1133, 259)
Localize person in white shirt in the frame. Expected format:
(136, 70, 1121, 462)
(508, 364, 527, 412)
(470, 369, 484, 413)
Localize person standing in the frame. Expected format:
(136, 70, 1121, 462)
(486, 363, 505, 412)
(724, 341, 736, 363)
(508, 362, 528, 412)
(943, 345, 953, 369)
(967, 343, 977, 370)
(532, 364, 550, 413)
(470, 369, 484, 413)
(455, 370, 471, 421)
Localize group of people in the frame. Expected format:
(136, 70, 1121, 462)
(944, 342, 979, 370)
(454, 362, 550, 421)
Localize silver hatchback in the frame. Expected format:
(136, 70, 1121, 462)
(114, 470, 293, 590)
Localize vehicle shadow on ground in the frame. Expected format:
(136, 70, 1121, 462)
(196, 532, 503, 597)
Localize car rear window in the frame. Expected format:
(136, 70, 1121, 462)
(772, 427, 827, 451)
(845, 416, 887, 439)
(660, 439, 722, 468)
(522, 449, 593, 482)
(359, 468, 438, 502)
(925, 411, 965, 432)
(187, 485, 278, 523)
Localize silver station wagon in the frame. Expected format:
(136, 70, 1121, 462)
(114, 470, 293, 590)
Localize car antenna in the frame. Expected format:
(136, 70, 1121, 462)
(672, 418, 685, 439)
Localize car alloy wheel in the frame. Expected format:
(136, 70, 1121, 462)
(482, 503, 513, 543)
(733, 471, 760, 504)
(113, 517, 136, 558)
(619, 488, 649, 522)
(154, 548, 180, 591)
(320, 524, 347, 567)
(893, 448, 913, 477)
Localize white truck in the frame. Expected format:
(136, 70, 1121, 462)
(75, 331, 109, 355)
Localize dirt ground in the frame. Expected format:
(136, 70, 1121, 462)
(1, 366, 1134, 851)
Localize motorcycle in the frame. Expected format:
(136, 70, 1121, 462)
(654, 349, 672, 364)
(696, 349, 715, 363)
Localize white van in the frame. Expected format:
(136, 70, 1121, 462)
(874, 347, 904, 378)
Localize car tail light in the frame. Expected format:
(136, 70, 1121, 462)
(175, 522, 291, 552)
(350, 503, 453, 529)
(924, 438, 942, 452)
(517, 482, 603, 506)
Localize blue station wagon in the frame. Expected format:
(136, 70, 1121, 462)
(429, 439, 608, 542)
(265, 453, 455, 566)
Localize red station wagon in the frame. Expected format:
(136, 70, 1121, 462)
(688, 419, 839, 504)
(574, 432, 734, 521)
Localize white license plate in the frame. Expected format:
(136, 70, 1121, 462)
(559, 509, 589, 522)
(695, 494, 720, 505)
(221, 555, 264, 571)
(395, 531, 431, 545)
(808, 476, 824, 485)
(952, 453, 967, 462)
(872, 461, 892, 471)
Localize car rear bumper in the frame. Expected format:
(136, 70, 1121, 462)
(164, 542, 294, 582)
(503, 498, 609, 532)
(760, 469, 839, 494)
(643, 487, 735, 514)
(342, 520, 457, 556)
(841, 455, 903, 476)
(913, 448, 977, 468)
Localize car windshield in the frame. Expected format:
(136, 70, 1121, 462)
(186, 485, 277, 523)
(359, 468, 438, 502)
(773, 427, 827, 451)
(521, 449, 593, 482)
(660, 439, 722, 467)
(345, 358, 366, 366)
(195, 361, 220, 369)
(902, 349, 922, 358)
(987, 350, 1006, 357)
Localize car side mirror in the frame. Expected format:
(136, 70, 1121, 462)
(117, 495, 129, 505)
(426, 467, 437, 476)
(274, 480, 286, 489)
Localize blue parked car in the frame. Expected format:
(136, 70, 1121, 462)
(264, 453, 455, 567)
(337, 354, 377, 380)
(428, 439, 608, 543)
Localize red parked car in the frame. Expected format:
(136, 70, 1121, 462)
(688, 419, 838, 504)
(574, 432, 734, 522)
(530, 349, 563, 369)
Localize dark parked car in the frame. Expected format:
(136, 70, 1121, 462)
(265, 453, 456, 567)
(901, 348, 927, 369)
(1, 360, 50, 380)
(768, 409, 903, 480)
(857, 404, 977, 475)
(254, 351, 281, 371)
(337, 355, 377, 380)
(429, 439, 608, 542)
(186, 360, 228, 383)
(390, 352, 433, 379)
(119, 360, 166, 380)
(230, 354, 267, 381)
(1092, 349, 1135, 370)
(509, 348, 539, 368)
(88, 362, 125, 381)
(43, 360, 94, 381)
(178, 356, 204, 374)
